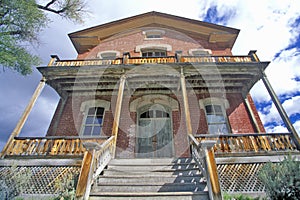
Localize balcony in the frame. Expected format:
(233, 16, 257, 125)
(47, 53, 258, 67)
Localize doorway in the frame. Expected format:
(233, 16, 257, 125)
(136, 104, 173, 158)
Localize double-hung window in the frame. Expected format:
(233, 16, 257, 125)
(205, 104, 229, 134)
(82, 107, 104, 136)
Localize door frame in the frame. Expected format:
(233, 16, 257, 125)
(135, 104, 174, 158)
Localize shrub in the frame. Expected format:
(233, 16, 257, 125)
(258, 155, 300, 200)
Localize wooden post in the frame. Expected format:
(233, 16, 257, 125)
(261, 71, 300, 149)
(75, 150, 94, 199)
(1, 77, 46, 157)
(111, 75, 126, 157)
(201, 140, 222, 200)
(180, 69, 192, 135)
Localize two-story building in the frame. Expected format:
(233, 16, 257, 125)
(1, 11, 299, 200)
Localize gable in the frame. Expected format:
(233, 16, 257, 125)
(69, 11, 240, 54)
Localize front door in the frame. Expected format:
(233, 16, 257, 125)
(137, 105, 173, 158)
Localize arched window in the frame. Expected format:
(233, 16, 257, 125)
(81, 107, 105, 136)
(205, 104, 229, 134)
(80, 99, 110, 137)
(199, 98, 230, 134)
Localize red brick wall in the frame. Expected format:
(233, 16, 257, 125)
(77, 29, 232, 59)
(47, 92, 263, 157)
(226, 93, 256, 133)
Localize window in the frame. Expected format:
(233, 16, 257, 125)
(142, 50, 166, 57)
(81, 107, 104, 136)
(97, 51, 120, 59)
(205, 104, 229, 134)
(143, 29, 165, 39)
(189, 49, 212, 56)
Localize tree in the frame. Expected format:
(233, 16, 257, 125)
(0, 0, 87, 75)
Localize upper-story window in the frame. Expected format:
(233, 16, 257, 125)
(97, 50, 120, 59)
(81, 107, 105, 136)
(205, 104, 229, 134)
(142, 49, 166, 57)
(143, 29, 165, 39)
(189, 49, 212, 56)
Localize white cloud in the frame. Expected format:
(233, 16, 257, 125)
(258, 95, 300, 133)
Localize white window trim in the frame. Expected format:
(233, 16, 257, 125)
(80, 100, 110, 137)
(142, 29, 165, 39)
(96, 50, 120, 59)
(199, 98, 230, 134)
(135, 44, 172, 53)
(189, 48, 212, 56)
(130, 95, 179, 112)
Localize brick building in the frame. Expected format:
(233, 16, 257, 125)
(1, 12, 299, 199)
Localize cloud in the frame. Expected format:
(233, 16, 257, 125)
(258, 95, 300, 133)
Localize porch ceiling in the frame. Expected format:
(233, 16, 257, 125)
(38, 62, 268, 98)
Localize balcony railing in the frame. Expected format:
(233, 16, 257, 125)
(195, 133, 298, 154)
(3, 136, 109, 157)
(48, 54, 257, 67)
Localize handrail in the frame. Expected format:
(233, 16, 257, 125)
(48, 54, 258, 67)
(195, 132, 298, 153)
(2, 136, 109, 157)
(189, 134, 222, 200)
(76, 136, 115, 200)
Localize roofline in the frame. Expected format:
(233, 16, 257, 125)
(68, 11, 240, 37)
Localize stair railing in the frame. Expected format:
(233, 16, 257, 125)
(189, 134, 222, 200)
(75, 136, 115, 200)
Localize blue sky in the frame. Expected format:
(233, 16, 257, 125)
(0, 0, 299, 149)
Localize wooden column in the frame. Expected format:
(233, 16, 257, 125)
(261, 71, 300, 149)
(111, 75, 126, 157)
(180, 69, 192, 135)
(1, 77, 46, 156)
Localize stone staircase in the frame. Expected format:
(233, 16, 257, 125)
(89, 157, 209, 200)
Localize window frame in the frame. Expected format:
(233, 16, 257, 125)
(199, 98, 230, 134)
(80, 100, 110, 137)
(141, 49, 167, 57)
(96, 50, 120, 59)
(81, 107, 105, 137)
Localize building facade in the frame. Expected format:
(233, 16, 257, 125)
(1, 12, 299, 199)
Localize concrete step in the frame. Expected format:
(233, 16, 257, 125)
(93, 182, 206, 193)
(89, 191, 209, 200)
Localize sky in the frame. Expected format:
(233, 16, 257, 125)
(0, 0, 300, 149)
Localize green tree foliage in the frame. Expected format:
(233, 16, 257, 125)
(258, 155, 300, 200)
(0, 0, 87, 75)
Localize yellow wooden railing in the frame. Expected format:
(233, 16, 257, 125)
(195, 133, 297, 153)
(3, 136, 109, 157)
(48, 54, 256, 67)
(76, 136, 115, 199)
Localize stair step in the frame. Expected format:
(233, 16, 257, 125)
(109, 158, 194, 166)
(93, 183, 206, 193)
(102, 169, 200, 176)
(97, 175, 206, 184)
(89, 191, 209, 200)
(107, 163, 198, 171)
